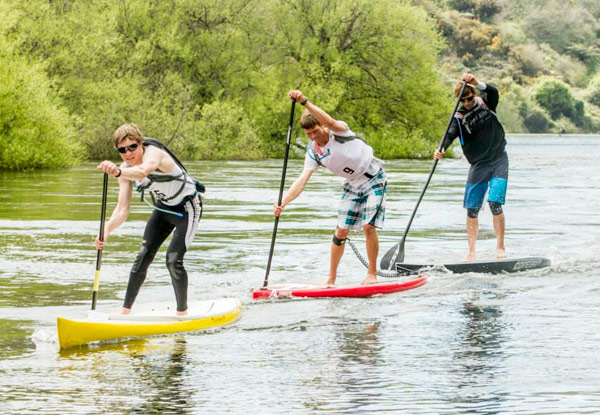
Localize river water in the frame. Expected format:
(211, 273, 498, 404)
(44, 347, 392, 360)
(0, 135, 598, 414)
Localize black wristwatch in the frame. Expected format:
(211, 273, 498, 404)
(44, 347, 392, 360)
(300, 98, 308, 106)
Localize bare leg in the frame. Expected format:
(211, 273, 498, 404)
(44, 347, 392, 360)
(362, 224, 378, 284)
(328, 228, 349, 285)
(465, 216, 478, 261)
(493, 213, 506, 258)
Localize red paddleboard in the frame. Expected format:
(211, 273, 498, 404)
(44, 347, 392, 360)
(252, 275, 427, 300)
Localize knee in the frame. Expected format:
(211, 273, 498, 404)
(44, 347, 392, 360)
(489, 201, 503, 216)
(335, 228, 349, 239)
(467, 208, 480, 219)
(362, 224, 376, 237)
(166, 252, 185, 280)
(131, 246, 151, 275)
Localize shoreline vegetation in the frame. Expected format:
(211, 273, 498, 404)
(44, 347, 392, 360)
(1, 0, 598, 170)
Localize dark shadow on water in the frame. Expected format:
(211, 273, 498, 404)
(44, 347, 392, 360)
(304, 320, 386, 413)
(451, 296, 509, 415)
(127, 336, 192, 415)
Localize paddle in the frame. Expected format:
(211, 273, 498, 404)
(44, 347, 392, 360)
(262, 99, 296, 288)
(380, 81, 467, 270)
(91, 173, 109, 310)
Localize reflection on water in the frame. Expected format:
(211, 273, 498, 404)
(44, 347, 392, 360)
(58, 337, 193, 415)
(128, 337, 192, 415)
(1, 135, 600, 414)
(331, 321, 387, 413)
(0, 319, 36, 359)
(452, 295, 507, 415)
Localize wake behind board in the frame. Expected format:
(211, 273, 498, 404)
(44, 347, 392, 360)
(57, 298, 242, 349)
(394, 256, 551, 275)
(253, 275, 427, 300)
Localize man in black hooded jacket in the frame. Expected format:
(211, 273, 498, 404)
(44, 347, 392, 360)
(434, 73, 508, 261)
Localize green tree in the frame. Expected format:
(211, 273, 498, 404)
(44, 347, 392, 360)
(2, 0, 452, 165)
(587, 73, 600, 107)
(531, 77, 576, 120)
(523, 1, 598, 66)
(253, 0, 451, 158)
(0, 38, 82, 170)
(192, 100, 262, 160)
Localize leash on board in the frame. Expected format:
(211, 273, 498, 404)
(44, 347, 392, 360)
(346, 238, 401, 278)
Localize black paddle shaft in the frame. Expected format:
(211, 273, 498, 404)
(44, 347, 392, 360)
(383, 82, 467, 269)
(91, 173, 109, 310)
(263, 100, 296, 288)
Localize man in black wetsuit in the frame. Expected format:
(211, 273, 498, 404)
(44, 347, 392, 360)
(434, 73, 508, 261)
(95, 123, 201, 315)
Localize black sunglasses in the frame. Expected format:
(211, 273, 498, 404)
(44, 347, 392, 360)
(116, 143, 139, 154)
(460, 95, 475, 103)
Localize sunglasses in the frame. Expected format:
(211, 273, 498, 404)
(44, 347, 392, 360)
(116, 143, 139, 154)
(460, 95, 475, 103)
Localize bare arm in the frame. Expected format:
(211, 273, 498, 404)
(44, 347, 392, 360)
(274, 169, 313, 216)
(287, 90, 348, 133)
(94, 178, 132, 249)
(96, 147, 172, 181)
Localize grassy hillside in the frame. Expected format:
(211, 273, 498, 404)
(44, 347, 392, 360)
(418, 0, 600, 133)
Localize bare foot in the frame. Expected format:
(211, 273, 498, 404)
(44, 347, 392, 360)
(176, 310, 188, 316)
(464, 252, 477, 261)
(496, 249, 507, 259)
(325, 276, 336, 286)
(120, 307, 131, 315)
(361, 275, 377, 285)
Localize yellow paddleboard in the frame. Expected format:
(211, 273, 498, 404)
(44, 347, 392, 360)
(57, 297, 242, 349)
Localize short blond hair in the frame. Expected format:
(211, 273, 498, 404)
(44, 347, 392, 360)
(113, 123, 143, 147)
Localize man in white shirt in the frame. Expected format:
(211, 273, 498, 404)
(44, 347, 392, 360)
(274, 90, 387, 285)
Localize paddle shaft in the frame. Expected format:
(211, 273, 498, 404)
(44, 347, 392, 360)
(91, 173, 109, 310)
(389, 82, 467, 267)
(263, 100, 296, 288)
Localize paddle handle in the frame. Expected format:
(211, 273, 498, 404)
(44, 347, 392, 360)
(92, 173, 109, 310)
(263, 100, 296, 288)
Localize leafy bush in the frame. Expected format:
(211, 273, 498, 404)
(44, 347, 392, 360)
(448, 0, 502, 21)
(530, 77, 576, 120)
(587, 74, 600, 107)
(0, 45, 82, 170)
(3, 0, 451, 166)
(523, 2, 598, 58)
(521, 107, 554, 133)
(510, 44, 547, 78)
(192, 100, 262, 160)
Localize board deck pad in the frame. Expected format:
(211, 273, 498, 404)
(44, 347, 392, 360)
(253, 275, 427, 299)
(394, 257, 551, 275)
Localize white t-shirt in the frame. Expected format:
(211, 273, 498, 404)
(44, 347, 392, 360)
(303, 122, 383, 186)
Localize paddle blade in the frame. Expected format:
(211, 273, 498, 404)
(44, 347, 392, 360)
(380, 241, 405, 270)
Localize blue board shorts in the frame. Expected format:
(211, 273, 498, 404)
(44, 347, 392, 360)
(464, 151, 509, 210)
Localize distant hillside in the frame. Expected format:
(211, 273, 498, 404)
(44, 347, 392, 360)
(418, 0, 600, 133)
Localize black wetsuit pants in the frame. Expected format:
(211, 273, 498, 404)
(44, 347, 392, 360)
(123, 196, 202, 312)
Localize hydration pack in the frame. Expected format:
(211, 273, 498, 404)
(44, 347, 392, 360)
(141, 137, 206, 195)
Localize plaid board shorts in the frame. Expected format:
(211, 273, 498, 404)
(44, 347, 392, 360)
(337, 169, 387, 231)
